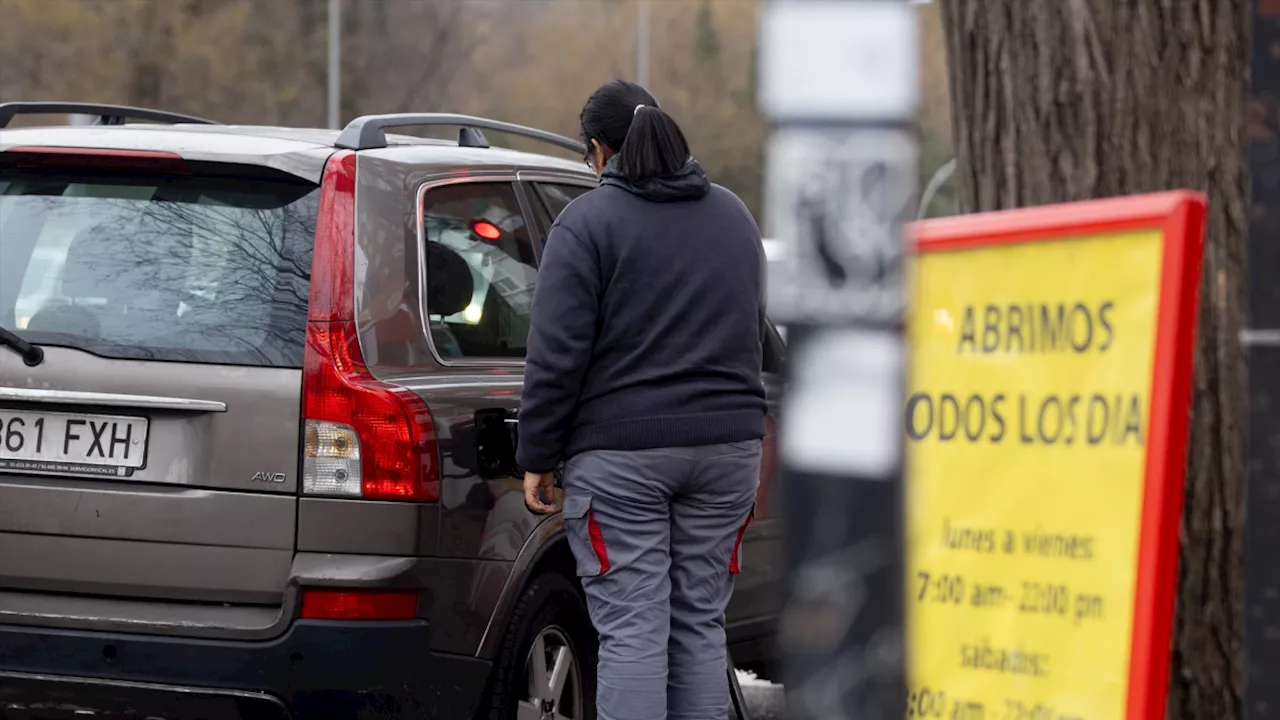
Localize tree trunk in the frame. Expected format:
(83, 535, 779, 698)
(937, 1, 1249, 718)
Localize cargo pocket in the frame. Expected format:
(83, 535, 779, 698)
(728, 504, 756, 575)
(562, 493, 610, 577)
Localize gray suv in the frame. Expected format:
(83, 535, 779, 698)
(0, 102, 786, 720)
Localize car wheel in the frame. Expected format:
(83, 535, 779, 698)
(484, 572, 597, 720)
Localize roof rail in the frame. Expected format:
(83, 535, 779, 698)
(0, 102, 219, 129)
(335, 113, 585, 155)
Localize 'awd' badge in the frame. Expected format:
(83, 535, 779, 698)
(252, 471, 287, 484)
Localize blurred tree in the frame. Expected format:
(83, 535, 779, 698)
(338, 0, 470, 121)
(939, 1, 1247, 718)
(0, 0, 473, 128)
(651, 0, 767, 215)
(0, 0, 132, 109)
(456, 0, 768, 216)
(0, 0, 951, 229)
(694, 0, 721, 65)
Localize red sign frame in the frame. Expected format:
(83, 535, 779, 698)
(909, 191, 1207, 720)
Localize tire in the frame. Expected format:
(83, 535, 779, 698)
(482, 572, 598, 720)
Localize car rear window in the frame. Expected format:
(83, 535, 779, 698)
(0, 170, 319, 367)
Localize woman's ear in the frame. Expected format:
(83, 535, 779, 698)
(591, 140, 608, 176)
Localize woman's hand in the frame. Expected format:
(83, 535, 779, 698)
(524, 471, 557, 514)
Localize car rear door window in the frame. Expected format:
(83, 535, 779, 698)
(421, 181, 537, 360)
(536, 183, 591, 221)
(0, 171, 319, 367)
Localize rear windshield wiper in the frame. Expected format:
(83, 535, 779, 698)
(0, 325, 44, 366)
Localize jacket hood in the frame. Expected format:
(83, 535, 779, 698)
(600, 155, 711, 203)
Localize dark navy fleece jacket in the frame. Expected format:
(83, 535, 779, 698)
(516, 156, 767, 473)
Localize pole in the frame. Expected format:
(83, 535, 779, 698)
(1246, 2, 1280, 717)
(327, 0, 341, 130)
(637, 0, 651, 88)
(759, 1, 918, 718)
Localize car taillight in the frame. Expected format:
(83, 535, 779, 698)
(300, 589, 419, 620)
(301, 150, 439, 502)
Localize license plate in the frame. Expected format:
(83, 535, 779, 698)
(0, 408, 149, 477)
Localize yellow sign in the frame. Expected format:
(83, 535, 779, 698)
(905, 193, 1205, 720)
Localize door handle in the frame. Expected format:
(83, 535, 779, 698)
(474, 408, 520, 479)
(496, 413, 563, 485)
(504, 414, 518, 450)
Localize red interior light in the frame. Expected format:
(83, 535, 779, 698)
(302, 150, 440, 502)
(300, 589, 418, 620)
(471, 220, 502, 241)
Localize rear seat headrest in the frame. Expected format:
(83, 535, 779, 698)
(425, 242, 475, 318)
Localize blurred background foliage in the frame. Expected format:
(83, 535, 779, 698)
(0, 0, 956, 223)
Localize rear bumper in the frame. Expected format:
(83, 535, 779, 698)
(0, 619, 493, 720)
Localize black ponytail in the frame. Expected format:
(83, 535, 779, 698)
(617, 106, 690, 180)
(580, 79, 692, 183)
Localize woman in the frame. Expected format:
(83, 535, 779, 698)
(519, 79, 767, 720)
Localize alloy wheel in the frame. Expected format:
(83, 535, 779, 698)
(517, 625, 584, 720)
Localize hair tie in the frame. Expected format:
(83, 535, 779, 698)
(634, 104, 646, 115)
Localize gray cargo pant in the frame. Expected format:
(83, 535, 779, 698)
(561, 440, 761, 720)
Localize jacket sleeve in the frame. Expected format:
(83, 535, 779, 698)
(758, 234, 768, 355)
(726, 185, 768, 354)
(517, 224, 602, 473)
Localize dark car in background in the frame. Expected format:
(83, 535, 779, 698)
(0, 102, 785, 720)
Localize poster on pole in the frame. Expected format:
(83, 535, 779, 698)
(904, 191, 1206, 720)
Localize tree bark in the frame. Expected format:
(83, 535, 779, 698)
(937, 1, 1249, 718)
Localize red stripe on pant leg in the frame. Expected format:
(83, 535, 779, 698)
(729, 514, 753, 575)
(587, 508, 611, 574)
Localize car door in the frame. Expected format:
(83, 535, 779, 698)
(418, 177, 545, 569)
(523, 176, 786, 640)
